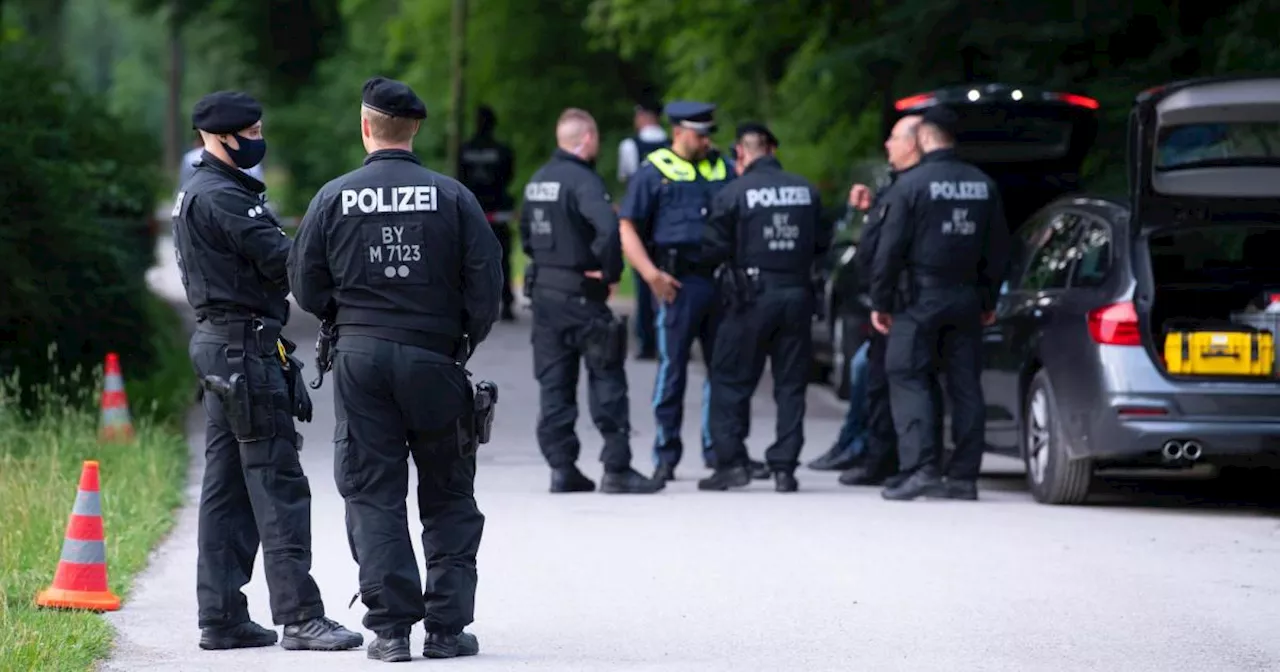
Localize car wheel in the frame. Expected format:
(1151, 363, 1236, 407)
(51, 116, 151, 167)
(831, 314, 855, 400)
(1023, 369, 1093, 505)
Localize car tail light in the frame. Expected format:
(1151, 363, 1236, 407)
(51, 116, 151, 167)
(1050, 92, 1100, 110)
(894, 93, 936, 111)
(1087, 301, 1142, 346)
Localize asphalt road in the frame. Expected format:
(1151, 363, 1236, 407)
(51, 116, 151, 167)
(103, 239, 1280, 671)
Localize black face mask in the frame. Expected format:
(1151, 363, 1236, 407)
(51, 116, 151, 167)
(221, 134, 267, 170)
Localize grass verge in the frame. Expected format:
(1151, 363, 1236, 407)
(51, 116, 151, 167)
(0, 295, 193, 671)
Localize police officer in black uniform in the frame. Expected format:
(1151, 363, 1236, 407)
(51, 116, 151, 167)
(287, 77, 503, 663)
(868, 106, 1010, 501)
(174, 91, 362, 653)
(458, 105, 517, 320)
(697, 123, 830, 493)
(521, 107, 665, 495)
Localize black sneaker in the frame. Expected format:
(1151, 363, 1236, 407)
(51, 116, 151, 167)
(697, 465, 751, 491)
(550, 466, 596, 493)
(367, 635, 412, 662)
(773, 471, 799, 493)
(199, 621, 278, 650)
(931, 478, 979, 501)
(601, 468, 665, 494)
(748, 459, 771, 480)
(424, 631, 480, 658)
(280, 617, 363, 651)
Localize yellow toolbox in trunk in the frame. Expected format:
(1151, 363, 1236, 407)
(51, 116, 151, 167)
(1164, 327, 1274, 377)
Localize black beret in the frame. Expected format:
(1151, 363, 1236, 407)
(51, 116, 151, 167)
(362, 77, 427, 120)
(735, 121, 779, 148)
(191, 91, 263, 134)
(920, 105, 961, 138)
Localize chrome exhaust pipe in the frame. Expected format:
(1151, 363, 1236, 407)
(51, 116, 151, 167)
(1182, 441, 1203, 461)
(1161, 440, 1185, 461)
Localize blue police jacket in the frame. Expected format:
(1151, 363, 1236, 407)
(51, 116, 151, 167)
(619, 147, 734, 251)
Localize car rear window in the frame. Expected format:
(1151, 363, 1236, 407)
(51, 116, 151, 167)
(952, 111, 1075, 163)
(1156, 123, 1280, 170)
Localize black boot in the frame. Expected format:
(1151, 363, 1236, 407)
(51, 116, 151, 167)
(931, 478, 979, 501)
(748, 459, 771, 480)
(199, 621, 278, 650)
(808, 445, 859, 471)
(881, 469, 944, 501)
(367, 635, 412, 662)
(773, 471, 799, 493)
(550, 466, 596, 493)
(838, 466, 888, 486)
(601, 468, 665, 494)
(500, 304, 516, 322)
(280, 617, 363, 651)
(653, 462, 676, 483)
(424, 631, 480, 659)
(697, 465, 751, 491)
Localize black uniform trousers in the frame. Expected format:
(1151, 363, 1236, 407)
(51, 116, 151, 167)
(861, 332, 900, 473)
(530, 288, 632, 472)
(190, 321, 325, 629)
(885, 285, 985, 480)
(708, 286, 813, 473)
(493, 223, 515, 312)
(332, 334, 484, 638)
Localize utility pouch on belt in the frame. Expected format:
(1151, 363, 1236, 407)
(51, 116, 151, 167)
(585, 315, 629, 369)
(472, 380, 498, 447)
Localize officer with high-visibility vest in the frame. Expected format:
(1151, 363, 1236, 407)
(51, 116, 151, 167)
(618, 100, 768, 483)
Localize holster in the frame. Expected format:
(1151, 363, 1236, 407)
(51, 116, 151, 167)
(810, 269, 827, 321)
(310, 320, 337, 389)
(715, 264, 758, 311)
(893, 272, 917, 312)
(466, 380, 499, 455)
(200, 373, 251, 438)
(584, 314, 629, 370)
(523, 263, 537, 299)
(221, 318, 278, 442)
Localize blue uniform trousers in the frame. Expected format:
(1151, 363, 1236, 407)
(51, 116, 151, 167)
(652, 274, 719, 468)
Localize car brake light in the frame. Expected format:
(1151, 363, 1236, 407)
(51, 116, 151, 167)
(1051, 92, 1100, 109)
(894, 93, 936, 111)
(1087, 301, 1143, 346)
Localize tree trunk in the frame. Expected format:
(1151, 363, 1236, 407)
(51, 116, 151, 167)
(447, 0, 468, 178)
(164, 2, 183, 179)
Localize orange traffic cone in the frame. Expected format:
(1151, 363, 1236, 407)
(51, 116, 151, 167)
(99, 353, 134, 443)
(36, 460, 121, 611)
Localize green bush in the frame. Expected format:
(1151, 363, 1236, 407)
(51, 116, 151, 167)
(0, 40, 163, 410)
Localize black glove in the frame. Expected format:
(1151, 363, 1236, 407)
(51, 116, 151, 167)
(285, 354, 313, 423)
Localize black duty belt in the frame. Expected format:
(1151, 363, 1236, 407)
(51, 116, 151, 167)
(195, 316, 283, 357)
(530, 266, 609, 303)
(754, 270, 811, 290)
(914, 276, 977, 290)
(654, 246, 716, 279)
(338, 325, 458, 359)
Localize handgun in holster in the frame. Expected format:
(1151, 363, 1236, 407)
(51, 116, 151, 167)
(584, 314, 629, 369)
(201, 373, 253, 439)
(714, 263, 741, 308)
(472, 380, 499, 446)
(892, 272, 917, 312)
(810, 268, 827, 321)
(742, 267, 762, 306)
(523, 262, 537, 299)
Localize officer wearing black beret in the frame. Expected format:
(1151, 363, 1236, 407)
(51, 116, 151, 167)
(699, 122, 830, 493)
(287, 76, 502, 663)
(868, 104, 1011, 501)
(174, 91, 363, 653)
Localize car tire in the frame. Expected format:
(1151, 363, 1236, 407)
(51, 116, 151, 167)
(831, 314, 857, 400)
(1022, 369, 1093, 505)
